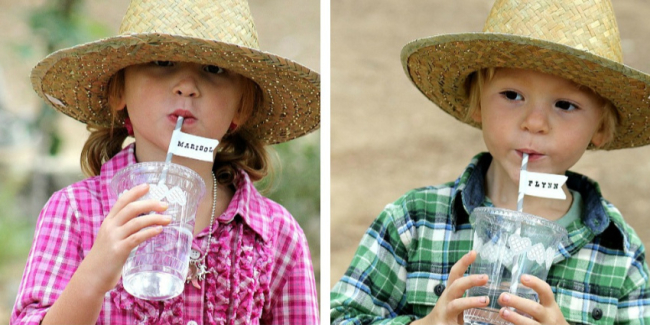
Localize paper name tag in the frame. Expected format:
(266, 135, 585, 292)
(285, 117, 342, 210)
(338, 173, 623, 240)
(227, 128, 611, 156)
(518, 171, 568, 200)
(169, 129, 219, 162)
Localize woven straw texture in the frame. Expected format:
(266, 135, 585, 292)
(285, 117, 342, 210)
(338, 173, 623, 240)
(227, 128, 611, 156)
(401, 0, 650, 150)
(31, 0, 319, 145)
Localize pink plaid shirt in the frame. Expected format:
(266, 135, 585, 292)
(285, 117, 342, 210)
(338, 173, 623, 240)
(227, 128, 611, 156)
(12, 144, 319, 325)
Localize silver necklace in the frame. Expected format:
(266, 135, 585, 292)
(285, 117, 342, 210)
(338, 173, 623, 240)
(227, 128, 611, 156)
(187, 172, 217, 289)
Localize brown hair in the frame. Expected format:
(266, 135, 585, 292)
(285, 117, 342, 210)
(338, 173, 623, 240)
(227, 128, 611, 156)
(80, 68, 270, 186)
(465, 68, 619, 149)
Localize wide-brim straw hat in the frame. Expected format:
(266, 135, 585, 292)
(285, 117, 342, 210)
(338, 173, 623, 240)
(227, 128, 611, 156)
(31, 0, 319, 145)
(401, 0, 650, 150)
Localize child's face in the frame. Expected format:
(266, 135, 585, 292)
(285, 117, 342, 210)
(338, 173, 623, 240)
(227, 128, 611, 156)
(473, 68, 607, 183)
(116, 61, 244, 158)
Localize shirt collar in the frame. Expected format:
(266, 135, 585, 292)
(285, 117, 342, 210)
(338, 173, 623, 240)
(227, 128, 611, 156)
(449, 153, 490, 228)
(451, 152, 611, 235)
(101, 143, 271, 242)
(220, 169, 271, 242)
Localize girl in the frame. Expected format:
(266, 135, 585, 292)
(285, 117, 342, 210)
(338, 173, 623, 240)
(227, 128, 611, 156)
(12, 0, 320, 324)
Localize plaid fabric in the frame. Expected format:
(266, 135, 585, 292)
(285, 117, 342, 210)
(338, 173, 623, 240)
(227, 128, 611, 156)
(331, 153, 649, 325)
(12, 143, 319, 325)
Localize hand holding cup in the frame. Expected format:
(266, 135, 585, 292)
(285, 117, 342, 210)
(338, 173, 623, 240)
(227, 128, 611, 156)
(412, 251, 490, 325)
(82, 183, 172, 296)
(497, 275, 569, 325)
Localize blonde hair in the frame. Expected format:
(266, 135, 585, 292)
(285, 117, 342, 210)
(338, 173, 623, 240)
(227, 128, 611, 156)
(80, 68, 270, 186)
(465, 68, 619, 149)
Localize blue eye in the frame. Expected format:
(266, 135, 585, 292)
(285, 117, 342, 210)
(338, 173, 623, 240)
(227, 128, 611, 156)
(501, 91, 523, 101)
(204, 65, 224, 74)
(556, 101, 577, 111)
(152, 61, 174, 67)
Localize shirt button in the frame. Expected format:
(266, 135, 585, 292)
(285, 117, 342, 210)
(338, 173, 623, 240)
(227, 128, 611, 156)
(434, 284, 446, 296)
(592, 307, 603, 320)
(187, 321, 198, 325)
(190, 249, 200, 260)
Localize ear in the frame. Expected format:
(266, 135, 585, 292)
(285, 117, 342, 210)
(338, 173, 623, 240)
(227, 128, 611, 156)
(590, 122, 609, 148)
(231, 76, 254, 127)
(109, 92, 127, 112)
(470, 105, 482, 124)
(590, 128, 607, 148)
(231, 108, 243, 126)
(116, 96, 127, 112)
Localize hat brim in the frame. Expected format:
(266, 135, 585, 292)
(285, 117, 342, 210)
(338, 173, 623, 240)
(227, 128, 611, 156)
(401, 33, 650, 150)
(31, 33, 320, 145)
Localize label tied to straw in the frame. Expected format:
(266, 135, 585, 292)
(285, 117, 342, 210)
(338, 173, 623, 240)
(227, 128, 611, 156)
(169, 129, 219, 162)
(518, 171, 568, 200)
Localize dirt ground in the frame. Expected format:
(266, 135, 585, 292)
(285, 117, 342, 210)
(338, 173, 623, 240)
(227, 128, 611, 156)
(331, 0, 650, 288)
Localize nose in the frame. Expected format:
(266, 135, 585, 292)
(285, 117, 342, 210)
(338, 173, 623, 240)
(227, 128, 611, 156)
(520, 103, 549, 134)
(173, 75, 200, 98)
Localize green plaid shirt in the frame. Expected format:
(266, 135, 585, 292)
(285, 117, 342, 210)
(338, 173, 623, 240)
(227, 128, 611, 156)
(331, 153, 650, 325)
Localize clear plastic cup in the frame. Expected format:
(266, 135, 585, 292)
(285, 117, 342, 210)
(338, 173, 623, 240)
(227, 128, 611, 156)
(110, 162, 205, 301)
(463, 207, 567, 325)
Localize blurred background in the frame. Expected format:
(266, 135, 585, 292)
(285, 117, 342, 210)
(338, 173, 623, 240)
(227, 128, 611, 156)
(0, 0, 319, 320)
(331, 0, 650, 288)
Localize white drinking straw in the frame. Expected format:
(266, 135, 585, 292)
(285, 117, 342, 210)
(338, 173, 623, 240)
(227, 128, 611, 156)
(509, 153, 529, 298)
(159, 116, 184, 184)
(517, 153, 529, 212)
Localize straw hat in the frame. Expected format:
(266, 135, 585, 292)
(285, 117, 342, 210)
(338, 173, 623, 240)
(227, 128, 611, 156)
(31, 0, 319, 145)
(401, 0, 650, 150)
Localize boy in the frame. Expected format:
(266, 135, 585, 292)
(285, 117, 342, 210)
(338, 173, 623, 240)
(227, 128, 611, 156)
(331, 0, 650, 324)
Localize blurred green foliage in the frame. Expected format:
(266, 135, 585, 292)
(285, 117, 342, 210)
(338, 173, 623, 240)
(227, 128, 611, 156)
(29, 0, 111, 52)
(0, 170, 34, 318)
(0, 173, 33, 263)
(264, 134, 320, 222)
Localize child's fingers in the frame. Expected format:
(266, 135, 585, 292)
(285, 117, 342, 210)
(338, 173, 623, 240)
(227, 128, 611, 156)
(520, 274, 555, 306)
(499, 306, 537, 325)
(500, 276, 569, 325)
(122, 225, 165, 251)
(120, 214, 172, 239)
(445, 274, 489, 300)
(448, 251, 477, 285)
(419, 272, 489, 325)
(108, 184, 151, 218)
(443, 251, 486, 300)
(445, 296, 490, 316)
(113, 199, 169, 225)
(498, 292, 544, 321)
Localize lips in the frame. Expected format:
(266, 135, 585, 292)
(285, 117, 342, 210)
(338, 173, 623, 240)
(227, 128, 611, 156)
(517, 149, 544, 161)
(169, 109, 196, 124)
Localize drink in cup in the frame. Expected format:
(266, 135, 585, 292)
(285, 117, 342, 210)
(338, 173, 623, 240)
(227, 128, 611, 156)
(110, 162, 205, 300)
(463, 207, 567, 325)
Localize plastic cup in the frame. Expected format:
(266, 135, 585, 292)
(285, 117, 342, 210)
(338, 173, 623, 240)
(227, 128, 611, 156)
(110, 162, 205, 301)
(463, 207, 567, 325)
